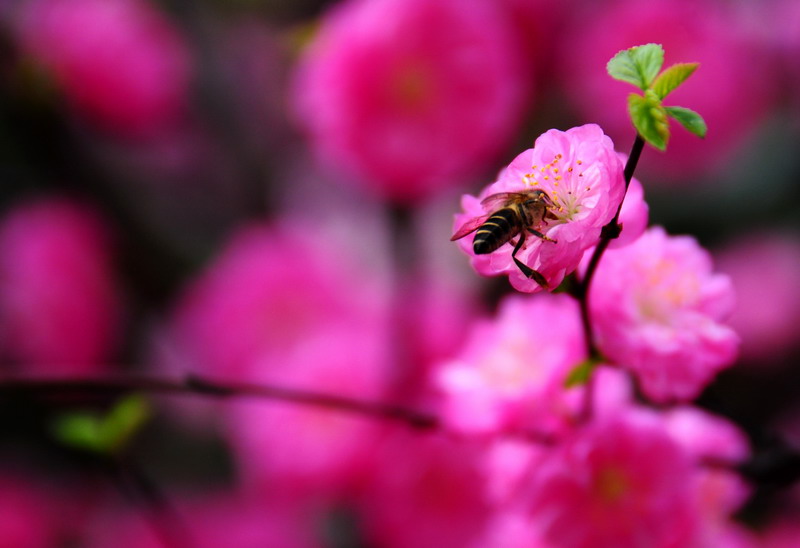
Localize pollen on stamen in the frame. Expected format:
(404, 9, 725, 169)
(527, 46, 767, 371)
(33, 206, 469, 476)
(577, 160, 583, 165)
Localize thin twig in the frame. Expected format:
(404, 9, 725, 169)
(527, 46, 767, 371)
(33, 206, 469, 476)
(575, 134, 645, 420)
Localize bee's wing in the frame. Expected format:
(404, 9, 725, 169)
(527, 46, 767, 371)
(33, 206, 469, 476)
(450, 213, 490, 241)
(480, 192, 522, 210)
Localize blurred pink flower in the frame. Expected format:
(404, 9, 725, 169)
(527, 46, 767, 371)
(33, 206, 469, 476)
(357, 431, 493, 548)
(453, 124, 625, 292)
(226, 326, 388, 498)
(0, 197, 121, 374)
(0, 475, 58, 548)
(589, 226, 739, 402)
(768, 0, 800, 121)
(663, 407, 751, 543)
(562, 0, 775, 180)
(434, 294, 587, 436)
(762, 520, 800, 548)
(85, 491, 320, 548)
(171, 223, 386, 378)
(715, 234, 800, 362)
(527, 408, 701, 548)
(170, 223, 390, 496)
(18, 0, 191, 137)
(292, 0, 527, 203)
(392, 276, 480, 406)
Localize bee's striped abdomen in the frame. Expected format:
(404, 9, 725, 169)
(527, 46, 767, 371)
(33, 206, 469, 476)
(473, 208, 520, 255)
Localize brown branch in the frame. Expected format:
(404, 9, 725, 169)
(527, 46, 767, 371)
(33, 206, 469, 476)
(574, 134, 645, 421)
(577, 134, 645, 356)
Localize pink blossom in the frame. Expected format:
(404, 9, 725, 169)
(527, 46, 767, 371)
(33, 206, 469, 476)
(715, 234, 800, 362)
(663, 407, 752, 544)
(17, 0, 191, 137)
(588, 226, 740, 402)
(453, 124, 625, 292)
(357, 431, 493, 548)
(169, 223, 390, 496)
(434, 294, 587, 436)
(0, 197, 121, 374)
(292, 0, 526, 203)
(561, 0, 776, 180)
(526, 408, 701, 548)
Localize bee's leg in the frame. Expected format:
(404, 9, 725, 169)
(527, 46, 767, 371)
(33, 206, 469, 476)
(512, 234, 549, 288)
(527, 228, 557, 243)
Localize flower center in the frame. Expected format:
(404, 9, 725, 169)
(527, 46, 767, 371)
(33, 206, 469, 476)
(390, 61, 435, 112)
(636, 259, 701, 324)
(522, 154, 589, 223)
(594, 466, 628, 503)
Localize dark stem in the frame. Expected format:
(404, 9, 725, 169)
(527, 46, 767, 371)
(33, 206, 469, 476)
(0, 374, 439, 430)
(575, 134, 645, 419)
(577, 134, 645, 350)
(0, 372, 761, 479)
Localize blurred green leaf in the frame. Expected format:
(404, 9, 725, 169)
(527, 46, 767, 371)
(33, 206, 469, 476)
(665, 106, 707, 138)
(53, 414, 105, 452)
(52, 394, 151, 455)
(607, 44, 665, 90)
(628, 92, 669, 151)
(565, 358, 601, 388)
(101, 394, 151, 452)
(652, 63, 699, 100)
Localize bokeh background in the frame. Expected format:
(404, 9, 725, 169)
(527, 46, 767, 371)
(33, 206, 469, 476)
(0, 0, 799, 546)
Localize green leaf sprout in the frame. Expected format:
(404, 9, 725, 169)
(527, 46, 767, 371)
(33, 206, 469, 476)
(608, 45, 706, 149)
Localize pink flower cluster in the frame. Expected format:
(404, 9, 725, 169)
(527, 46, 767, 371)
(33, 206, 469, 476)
(453, 124, 626, 292)
(292, 0, 527, 202)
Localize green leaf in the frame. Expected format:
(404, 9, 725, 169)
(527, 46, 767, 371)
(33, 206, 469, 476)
(628, 92, 669, 151)
(51, 394, 151, 454)
(565, 358, 601, 388)
(53, 413, 105, 452)
(607, 43, 665, 90)
(652, 63, 699, 100)
(665, 106, 707, 138)
(100, 395, 151, 452)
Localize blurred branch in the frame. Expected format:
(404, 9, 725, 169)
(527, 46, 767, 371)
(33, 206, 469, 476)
(4, 372, 788, 484)
(0, 373, 439, 430)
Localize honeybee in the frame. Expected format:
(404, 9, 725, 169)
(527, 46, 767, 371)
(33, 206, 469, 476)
(451, 189, 558, 287)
